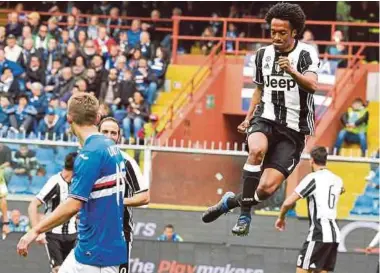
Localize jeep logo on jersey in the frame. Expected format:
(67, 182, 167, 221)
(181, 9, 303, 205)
(264, 76, 296, 91)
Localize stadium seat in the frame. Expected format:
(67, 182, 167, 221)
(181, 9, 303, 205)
(364, 186, 379, 199)
(44, 163, 61, 176)
(350, 195, 374, 215)
(55, 146, 77, 163)
(29, 176, 47, 195)
(7, 175, 30, 194)
(36, 147, 55, 163)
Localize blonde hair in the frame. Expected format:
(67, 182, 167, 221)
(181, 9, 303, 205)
(68, 93, 99, 126)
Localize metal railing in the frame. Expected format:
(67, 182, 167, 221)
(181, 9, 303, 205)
(155, 41, 224, 134)
(171, 15, 379, 63)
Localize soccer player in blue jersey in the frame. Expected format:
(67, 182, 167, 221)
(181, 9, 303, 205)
(17, 93, 128, 273)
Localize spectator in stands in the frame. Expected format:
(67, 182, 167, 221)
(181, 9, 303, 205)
(118, 31, 130, 54)
(157, 224, 183, 242)
(99, 103, 112, 119)
(104, 44, 120, 70)
(93, 1, 112, 18)
(29, 82, 48, 120)
(25, 55, 46, 86)
(226, 23, 238, 53)
(48, 96, 66, 119)
(76, 29, 87, 50)
(72, 55, 87, 79)
(6, 12, 22, 37)
(15, 3, 26, 23)
(75, 78, 87, 93)
(128, 48, 142, 70)
(0, 48, 24, 77)
(18, 25, 32, 46)
(134, 58, 158, 105)
(11, 94, 37, 133)
(13, 144, 38, 176)
(142, 9, 165, 47)
(45, 59, 62, 94)
(94, 24, 117, 56)
(43, 38, 61, 72)
(33, 25, 51, 51)
(209, 12, 222, 37)
(0, 143, 12, 184)
(27, 12, 40, 35)
(150, 47, 168, 89)
(116, 55, 129, 81)
(119, 69, 136, 108)
(58, 29, 71, 56)
(0, 68, 21, 99)
(0, 94, 14, 132)
(0, 26, 6, 48)
(123, 91, 150, 142)
(18, 38, 39, 69)
(85, 68, 97, 94)
(8, 209, 30, 233)
(47, 17, 61, 40)
(82, 39, 97, 67)
(63, 41, 79, 67)
(4, 35, 22, 63)
(107, 7, 123, 40)
(201, 26, 215, 55)
(66, 15, 79, 41)
(92, 55, 109, 97)
(56, 67, 75, 97)
(302, 29, 319, 55)
(325, 30, 347, 69)
(61, 79, 86, 105)
(334, 98, 369, 157)
(37, 107, 63, 140)
(99, 68, 121, 111)
(87, 15, 99, 40)
(228, 4, 241, 18)
(127, 19, 142, 48)
(139, 31, 153, 60)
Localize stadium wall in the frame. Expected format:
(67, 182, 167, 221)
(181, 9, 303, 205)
(6, 201, 378, 251)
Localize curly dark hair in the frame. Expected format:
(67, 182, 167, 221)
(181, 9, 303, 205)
(265, 3, 306, 39)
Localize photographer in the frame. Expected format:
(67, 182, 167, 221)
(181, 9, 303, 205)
(122, 91, 150, 143)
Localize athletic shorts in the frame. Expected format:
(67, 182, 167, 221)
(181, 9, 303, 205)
(246, 117, 305, 178)
(46, 232, 77, 268)
(58, 250, 120, 273)
(0, 178, 8, 198)
(119, 240, 132, 273)
(297, 241, 338, 272)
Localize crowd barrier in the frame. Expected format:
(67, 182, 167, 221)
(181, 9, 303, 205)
(0, 232, 378, 273)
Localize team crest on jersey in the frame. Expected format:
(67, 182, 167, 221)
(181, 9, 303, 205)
(264, 63, 270, 69)
(265, 56, 271, 62)
(274, 62, 282, 73)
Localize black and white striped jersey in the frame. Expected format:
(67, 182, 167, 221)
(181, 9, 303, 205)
(295, 169, 343, 243)
(121, 151, 149, 242)
(36, 173, 77, 235)
(253, 40, 320, 135)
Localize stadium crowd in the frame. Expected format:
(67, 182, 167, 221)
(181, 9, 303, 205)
(0, 3, 171, 144)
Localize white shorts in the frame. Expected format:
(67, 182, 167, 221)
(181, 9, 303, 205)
(0, 181, 8, 198)
(58, 250, 119, 273)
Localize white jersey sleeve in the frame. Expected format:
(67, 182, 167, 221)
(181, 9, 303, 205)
(36, 174, 59, 204)
(300, 43, 320, 75)
(295, 173, 316, 198)
(121, 151, 148, 194)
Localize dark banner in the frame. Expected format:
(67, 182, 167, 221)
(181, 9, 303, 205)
(4, 201, 379, 252)
(0, 234, 378, 273)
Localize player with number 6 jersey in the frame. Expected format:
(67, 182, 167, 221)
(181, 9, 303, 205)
(275, 146, 344, 273)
